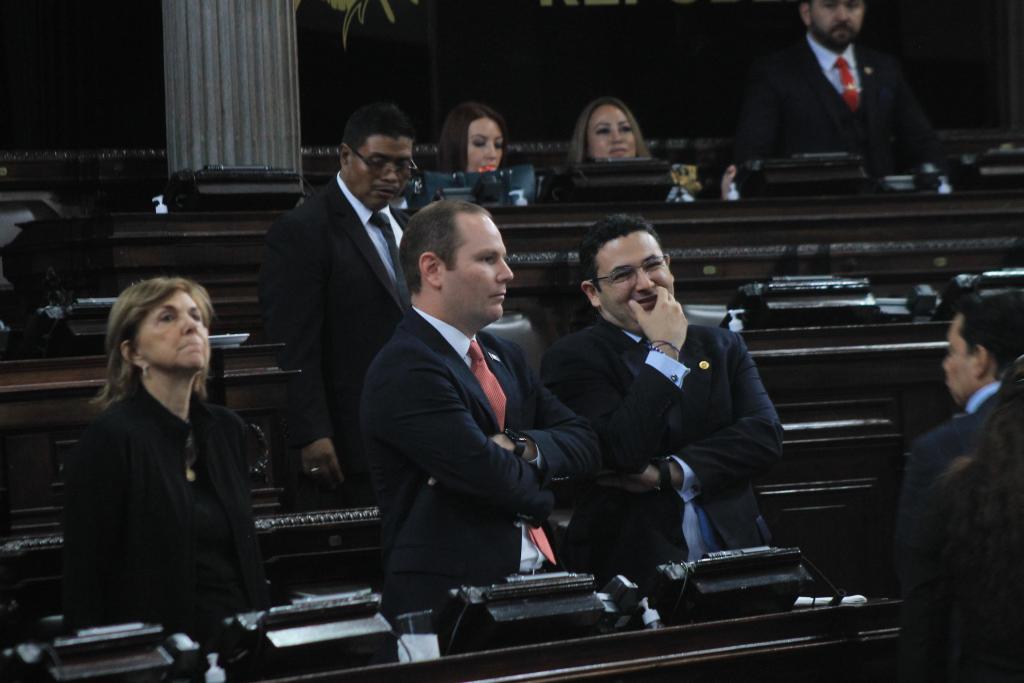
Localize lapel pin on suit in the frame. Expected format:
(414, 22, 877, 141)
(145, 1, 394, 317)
(488, 351, 501, 363)
(698, 360, 711, 370)
(864, 66, 873, 75)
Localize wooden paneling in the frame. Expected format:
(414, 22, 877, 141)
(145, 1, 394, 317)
(4, 191, 1023, 341)
(0, 345, 293, 535)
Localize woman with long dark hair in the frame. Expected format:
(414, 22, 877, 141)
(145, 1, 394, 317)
(437, 101, 509, 174)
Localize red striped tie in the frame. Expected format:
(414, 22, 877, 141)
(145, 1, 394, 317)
(468, 340, 556, 566)
(835, 56, 860, 111)
(468, 340, 506, 431)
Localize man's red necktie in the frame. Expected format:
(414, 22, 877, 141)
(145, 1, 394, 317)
(467, 340, 556, 566)
(835, 56, 860, 112)
(469, 340, 506, 431)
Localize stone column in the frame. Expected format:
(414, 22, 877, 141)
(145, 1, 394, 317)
(995, 0, 1024, 129)
(161, 0, 301, 175)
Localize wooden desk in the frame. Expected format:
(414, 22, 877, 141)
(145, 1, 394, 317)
(752, 340, 951, 598)
(260, 600, 899, 683)
(0, 507, 385, 642)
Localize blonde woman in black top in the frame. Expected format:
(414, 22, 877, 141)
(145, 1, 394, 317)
(62, 277, 269, 648)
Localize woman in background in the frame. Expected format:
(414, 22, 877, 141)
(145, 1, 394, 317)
(62, 277, 269, 648)
(899, 357, 1024, 682)
(567, 95, 736, 198)
(567, 96, 649, 164)
(437, 101, 509, 174)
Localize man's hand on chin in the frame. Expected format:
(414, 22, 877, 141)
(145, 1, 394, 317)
(628, 286, 688, 359)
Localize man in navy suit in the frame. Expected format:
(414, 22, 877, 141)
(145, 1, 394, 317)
(734, 0, 943, 178)
(260, 102, 415, 507)
(894, 290, 1024, 594)
(541, 214, 783, 593)
(361, 200, 600, 622)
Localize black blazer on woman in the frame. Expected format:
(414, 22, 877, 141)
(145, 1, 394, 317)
(62, 387, 269, 637)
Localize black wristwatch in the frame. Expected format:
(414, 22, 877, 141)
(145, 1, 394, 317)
(655, 458, 673, 493)
(504, 428, 533, 461)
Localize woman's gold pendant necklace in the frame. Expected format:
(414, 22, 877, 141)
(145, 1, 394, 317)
(184, 432, 197, 482)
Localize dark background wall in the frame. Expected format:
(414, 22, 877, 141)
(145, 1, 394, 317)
(293, 0, 1000, 145)
(0, 0, 166, 149)
(0, 0, 1000, 150)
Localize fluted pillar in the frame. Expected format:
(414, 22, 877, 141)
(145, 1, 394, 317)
(161, 0, 301, 175)
(1001, 2, 1024, 128)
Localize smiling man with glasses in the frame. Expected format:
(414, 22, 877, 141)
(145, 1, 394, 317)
(260, 102, 417, 509)
(541, 213, 783, 595)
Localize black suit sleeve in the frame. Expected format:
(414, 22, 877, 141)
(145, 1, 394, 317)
(368, 353, 559, 521)
(62, 422, 127, 630)
(676, 337, 783, 495)
(897, 493, 952, 683)
(498, 341, 601, 483)
(734, 60, 784, 164)
(542, 346, 681, 475)
(894, 430, 944, 590)
(542, 332, 781, 497)
(889, 63, 945, 172)
(259, 211, 332, 447)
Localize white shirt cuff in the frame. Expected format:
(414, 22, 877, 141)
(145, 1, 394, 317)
(645, 351, 690, 388)
(668, 455, 701, 503)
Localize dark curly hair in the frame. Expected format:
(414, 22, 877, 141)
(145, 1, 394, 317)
(956, 290, 1024, 374)
(341, 102, 416, 153)
(578, 213, 662, 284)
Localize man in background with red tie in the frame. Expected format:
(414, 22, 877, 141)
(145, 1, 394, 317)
(361, 200, 599, 624)
(733, 0, 944, 178)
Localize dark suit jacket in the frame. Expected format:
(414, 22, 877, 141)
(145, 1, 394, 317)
(893, 395, 996, 594)
(541, 319, 783, 592)
(897, 395, 1024, 682)
(734, 40, 943, 178)
(259, 180, 406, 499)
(63, 387, 269, 641)
(361, 310, 600, 620)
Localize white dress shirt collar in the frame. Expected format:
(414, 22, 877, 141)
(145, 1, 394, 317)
(335, 172, 397, 228)
(806, 32, 857, 75)
(966, 380, 1001, 415)
(413, 307, 474, 365)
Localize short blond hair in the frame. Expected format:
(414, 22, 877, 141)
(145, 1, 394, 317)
(95, 277, 214, 408)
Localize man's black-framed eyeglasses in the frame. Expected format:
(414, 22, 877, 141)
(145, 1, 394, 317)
(590, 255, 671, 290)
(348, 146, 418, 176)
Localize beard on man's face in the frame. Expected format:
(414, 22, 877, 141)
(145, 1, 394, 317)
(811, 21, 858, 52)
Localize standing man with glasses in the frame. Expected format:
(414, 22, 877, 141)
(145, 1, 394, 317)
(260, 102, 417, 508)
(541, 214, 783, 594)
